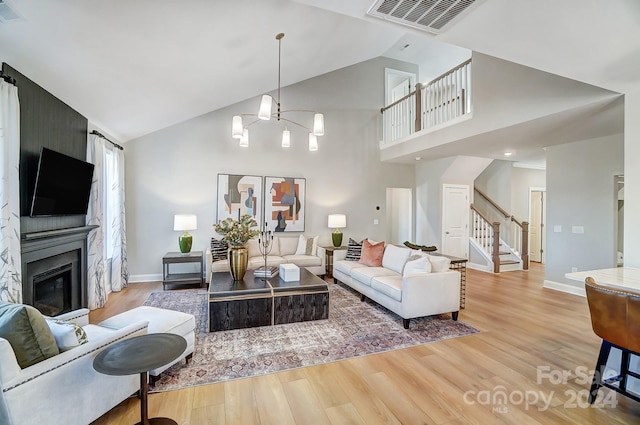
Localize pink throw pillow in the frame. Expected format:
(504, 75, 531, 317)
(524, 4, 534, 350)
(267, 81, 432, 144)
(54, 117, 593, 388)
(358, 239, 385, 267)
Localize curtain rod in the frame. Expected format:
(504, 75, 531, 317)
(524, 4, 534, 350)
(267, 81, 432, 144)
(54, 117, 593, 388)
(90, 130, 124, 150)
(0, 70, 16, 86)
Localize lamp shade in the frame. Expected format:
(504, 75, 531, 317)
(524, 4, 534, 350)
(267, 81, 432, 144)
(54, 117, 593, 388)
(174, 214, 197, 231)
(232, 115, 243, 139)
(239, 128, 249, 147)
(281, 129, 291, 148)
(258, 95, 272, 120)
(328, 214, 346, 229)
(308, 133, 318, 151)
(313, 113, 325, 136)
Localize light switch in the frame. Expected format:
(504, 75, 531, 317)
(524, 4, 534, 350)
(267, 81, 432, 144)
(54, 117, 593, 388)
(373, 219, 379, 225)
(553, 225, 562, 233)
(572, 226, 584, 234)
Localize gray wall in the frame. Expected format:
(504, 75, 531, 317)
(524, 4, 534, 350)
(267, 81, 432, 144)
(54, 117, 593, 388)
(545, 134, 623, 288)
(125, 57, 417, 279)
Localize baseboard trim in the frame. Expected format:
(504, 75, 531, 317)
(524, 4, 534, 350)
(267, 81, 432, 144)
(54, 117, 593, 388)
(129, 274, 162, 283)
(543, 280, 586, 297)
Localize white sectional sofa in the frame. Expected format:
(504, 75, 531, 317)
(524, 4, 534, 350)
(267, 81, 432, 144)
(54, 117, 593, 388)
(332, 242, 461, 328)
(206, 235, 326, 283)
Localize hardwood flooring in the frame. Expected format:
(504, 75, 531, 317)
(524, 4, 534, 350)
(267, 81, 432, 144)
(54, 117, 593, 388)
(90, 264, 640, 424)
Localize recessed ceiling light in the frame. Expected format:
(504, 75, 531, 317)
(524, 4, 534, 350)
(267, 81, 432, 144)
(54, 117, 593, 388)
(504, 152, 513, 156)
(415, 157, 422, 161)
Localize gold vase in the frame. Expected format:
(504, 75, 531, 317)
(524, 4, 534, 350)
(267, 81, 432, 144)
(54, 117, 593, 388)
(228, 246, 249, 281)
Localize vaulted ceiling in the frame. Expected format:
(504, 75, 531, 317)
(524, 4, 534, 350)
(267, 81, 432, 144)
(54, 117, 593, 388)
(1, 0, 638, 153)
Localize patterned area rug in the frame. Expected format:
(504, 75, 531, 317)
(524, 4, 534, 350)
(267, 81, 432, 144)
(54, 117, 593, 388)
(144, 282, 479, 392)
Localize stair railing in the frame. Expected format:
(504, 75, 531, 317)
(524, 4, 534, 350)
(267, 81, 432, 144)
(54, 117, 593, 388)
(474, 187, 529, 270)
(471, 205, 501, 273)
(380, 59, 472, 145)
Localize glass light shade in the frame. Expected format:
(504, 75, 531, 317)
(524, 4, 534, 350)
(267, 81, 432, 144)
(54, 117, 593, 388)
(232, 115, 243, 138)
(239, 128, 249, 147)
(281, 129, 291, 148)
(313, 113, 325, 136)
(308, 133, 318, 151)
(258, 95, 272, 120)
(328, 214, 346, 228)
(173, 214, 197, 231)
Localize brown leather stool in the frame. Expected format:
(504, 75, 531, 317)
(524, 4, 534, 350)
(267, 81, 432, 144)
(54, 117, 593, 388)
(585, 276, 640, 403)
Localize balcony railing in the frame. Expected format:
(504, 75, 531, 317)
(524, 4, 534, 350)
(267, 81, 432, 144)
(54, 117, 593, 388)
(381, 59, 472, 145)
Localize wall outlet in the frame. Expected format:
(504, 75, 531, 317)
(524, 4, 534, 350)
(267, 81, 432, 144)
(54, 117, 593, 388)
(571, 226, 584, 234)
(571, 267, 578, 273)
(553, 225, 562, 233)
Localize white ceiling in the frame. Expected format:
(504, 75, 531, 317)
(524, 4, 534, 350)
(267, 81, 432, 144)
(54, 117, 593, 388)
(1, 0, 638, 163)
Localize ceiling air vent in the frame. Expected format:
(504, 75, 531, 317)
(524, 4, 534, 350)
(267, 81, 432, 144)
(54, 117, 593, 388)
(0, 0, 21, 23)
(368, 0, 480, 34)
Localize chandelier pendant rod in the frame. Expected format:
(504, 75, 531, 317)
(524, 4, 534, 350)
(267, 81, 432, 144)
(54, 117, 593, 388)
(276, 32, 284, 122)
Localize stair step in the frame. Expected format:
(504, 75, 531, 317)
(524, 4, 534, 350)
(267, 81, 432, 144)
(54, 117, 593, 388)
(500, 260, 520, 265)
(499, 251, 510, 255)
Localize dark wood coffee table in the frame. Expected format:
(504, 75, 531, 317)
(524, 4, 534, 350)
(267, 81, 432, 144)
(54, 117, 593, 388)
(93, 333, 187, 425)
(208, 268, 329, 331)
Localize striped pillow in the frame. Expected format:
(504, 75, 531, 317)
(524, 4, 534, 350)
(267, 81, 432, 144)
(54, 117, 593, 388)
(345, 238, 363, 261)
(210, 238, 228, 261)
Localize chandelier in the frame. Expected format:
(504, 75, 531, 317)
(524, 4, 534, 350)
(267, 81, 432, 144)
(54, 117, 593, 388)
(231, 33, 325, 151)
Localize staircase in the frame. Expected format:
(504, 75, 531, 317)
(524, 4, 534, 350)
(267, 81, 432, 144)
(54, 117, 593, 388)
(470, 187, 529, 273)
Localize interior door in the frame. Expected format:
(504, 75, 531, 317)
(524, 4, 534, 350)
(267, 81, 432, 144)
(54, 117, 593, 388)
(442, 184, 469, 259)
(529, 190, 545, 263)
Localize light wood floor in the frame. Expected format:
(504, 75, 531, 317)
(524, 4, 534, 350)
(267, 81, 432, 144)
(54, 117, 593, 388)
(90, 264, 640, 424)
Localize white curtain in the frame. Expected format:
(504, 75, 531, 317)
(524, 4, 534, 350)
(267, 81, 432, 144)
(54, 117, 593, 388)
(86, 134, 128, 309)
(0, 80, 21, 303)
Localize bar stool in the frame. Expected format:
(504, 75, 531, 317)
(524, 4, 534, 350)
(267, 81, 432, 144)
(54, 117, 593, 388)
(585, 276, 640, 403)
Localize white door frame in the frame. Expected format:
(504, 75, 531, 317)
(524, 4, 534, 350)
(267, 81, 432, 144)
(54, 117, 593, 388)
(441, 183, 470, 259)
(528, 187, 546, 263)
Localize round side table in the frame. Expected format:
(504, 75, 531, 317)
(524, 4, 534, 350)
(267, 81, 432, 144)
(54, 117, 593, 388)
(93, 333, 187, 425)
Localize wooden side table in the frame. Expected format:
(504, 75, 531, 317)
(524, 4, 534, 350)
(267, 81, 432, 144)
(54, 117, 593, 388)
(430, 252, 468, 309)
(322, 246, 347, 278)
(162, 251, 204, 290)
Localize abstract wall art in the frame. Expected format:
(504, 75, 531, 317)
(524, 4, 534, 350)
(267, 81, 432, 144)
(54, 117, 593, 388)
(264, 176, 306, 232)
(216, 174, 263, 224)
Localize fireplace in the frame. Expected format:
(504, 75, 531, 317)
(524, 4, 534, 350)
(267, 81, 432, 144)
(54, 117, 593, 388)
(21, 226, 95, 315)
(29, 252, 78, 316)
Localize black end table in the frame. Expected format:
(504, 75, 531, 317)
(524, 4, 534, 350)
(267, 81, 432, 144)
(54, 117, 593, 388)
(93, 333, 187, 425)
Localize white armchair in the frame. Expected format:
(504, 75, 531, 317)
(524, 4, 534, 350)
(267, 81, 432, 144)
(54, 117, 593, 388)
(0, 308, 148, 425)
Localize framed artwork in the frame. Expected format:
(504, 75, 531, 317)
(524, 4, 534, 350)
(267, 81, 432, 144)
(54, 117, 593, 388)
(216, 174, 263, 224)
(264, 176, 306, 232)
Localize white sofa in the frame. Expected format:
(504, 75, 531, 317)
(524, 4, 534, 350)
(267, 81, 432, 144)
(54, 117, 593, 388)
(206, 236, 326, 282)
(0, 308, 147, 425)
(332, 243, 461, 328)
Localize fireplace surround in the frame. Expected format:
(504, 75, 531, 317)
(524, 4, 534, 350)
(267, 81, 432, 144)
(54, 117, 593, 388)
(21, 226, 97, 314)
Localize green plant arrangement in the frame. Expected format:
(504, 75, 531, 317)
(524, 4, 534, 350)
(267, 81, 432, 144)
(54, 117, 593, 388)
(214, 214, 260, 247)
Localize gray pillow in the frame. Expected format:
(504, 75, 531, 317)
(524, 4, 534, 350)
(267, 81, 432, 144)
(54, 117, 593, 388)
(0, 301, 59, 368)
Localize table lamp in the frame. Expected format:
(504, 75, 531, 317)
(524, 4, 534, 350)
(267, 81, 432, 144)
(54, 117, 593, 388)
(174, 214, 197, 253)
(328, 214, 346, 247)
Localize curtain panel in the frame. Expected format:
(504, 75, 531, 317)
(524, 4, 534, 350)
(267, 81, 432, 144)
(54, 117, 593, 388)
(0, 80, 22, 303)
(86, 134, 128, 309)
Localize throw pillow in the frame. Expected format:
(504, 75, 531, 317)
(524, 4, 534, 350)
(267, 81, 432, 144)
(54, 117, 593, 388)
(45, 318, 89, 352)
(210, 238, 228, 261)
(427, 255, 451, 273)
(294, 235, 316, 255)
(345, 238, 363, 261)
(0, 301, 59, 368)
(403, 256, 432, 276)
(358, 239, 385, 267)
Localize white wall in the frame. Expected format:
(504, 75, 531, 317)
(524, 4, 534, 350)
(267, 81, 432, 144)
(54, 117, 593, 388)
(511, 166, 546, 221)
(124, 57, 417, 279)
(545, 134, 624, 289)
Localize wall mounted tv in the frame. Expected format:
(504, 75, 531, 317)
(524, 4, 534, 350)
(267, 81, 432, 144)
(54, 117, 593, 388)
(30, 147, 95, 216)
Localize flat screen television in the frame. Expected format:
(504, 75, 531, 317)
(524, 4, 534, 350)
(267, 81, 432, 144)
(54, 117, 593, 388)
(30, 147, 95, 216)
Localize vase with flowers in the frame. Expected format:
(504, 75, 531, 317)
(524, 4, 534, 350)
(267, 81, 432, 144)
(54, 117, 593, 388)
(214, 214, 260, 281)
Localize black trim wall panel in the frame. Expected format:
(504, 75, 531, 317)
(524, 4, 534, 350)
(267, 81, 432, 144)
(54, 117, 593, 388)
(1, 63, 89, 234)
